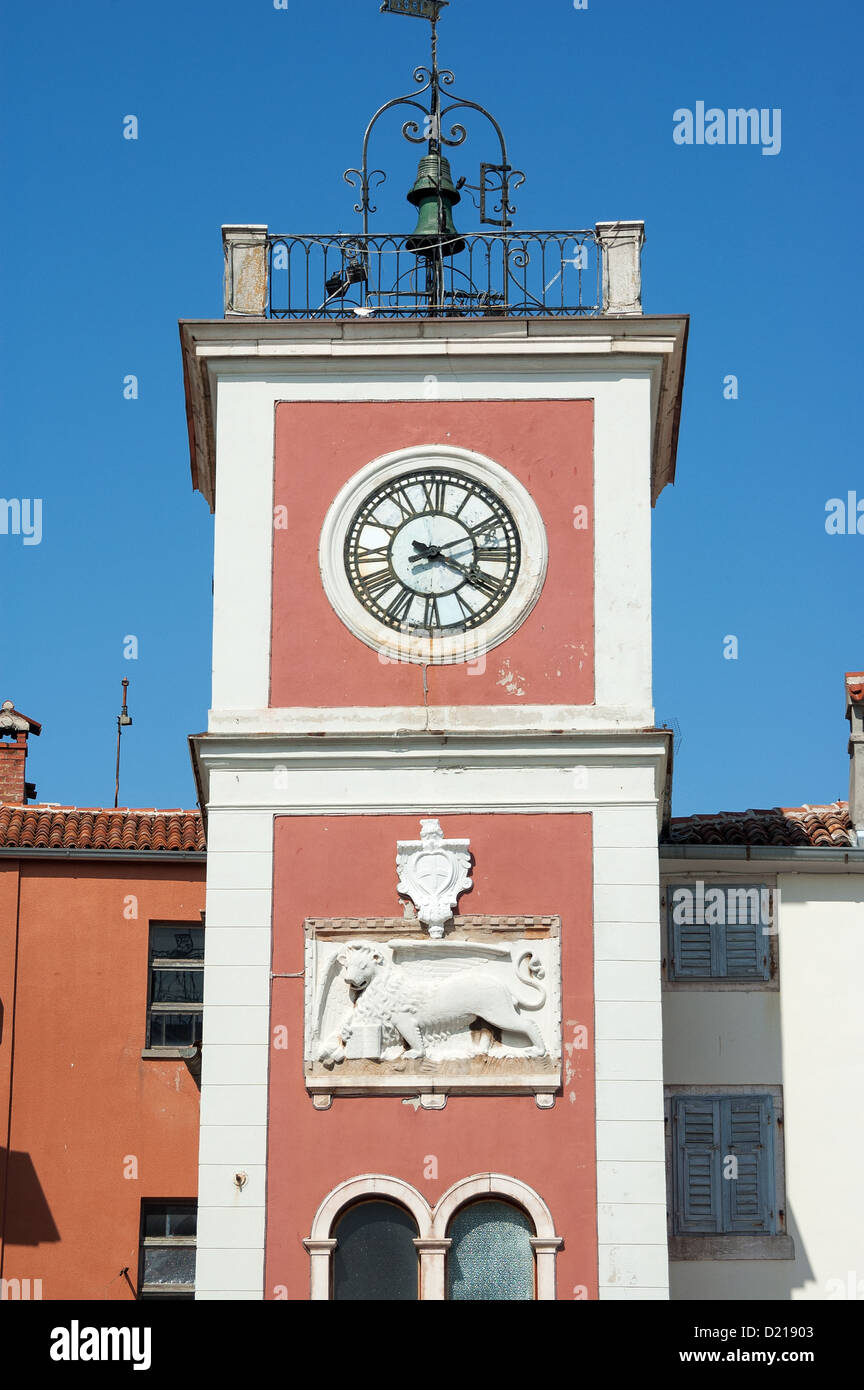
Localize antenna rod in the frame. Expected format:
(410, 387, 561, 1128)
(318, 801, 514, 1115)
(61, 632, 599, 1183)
(114, 676, 132, 809)
(430, 9, 440, 153)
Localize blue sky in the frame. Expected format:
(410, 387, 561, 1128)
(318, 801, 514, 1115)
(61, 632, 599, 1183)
(1, 0, 861, 817)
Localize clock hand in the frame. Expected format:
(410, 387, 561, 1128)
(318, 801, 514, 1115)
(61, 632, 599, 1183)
(410, 539, 474, 566)
(429, 554, 482, 582)
(435, 536, 481, 553)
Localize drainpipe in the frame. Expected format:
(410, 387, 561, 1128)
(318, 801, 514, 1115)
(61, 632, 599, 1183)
(845, 672, 864, 845)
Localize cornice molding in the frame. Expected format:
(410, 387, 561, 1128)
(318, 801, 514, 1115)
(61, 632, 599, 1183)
(179, 315, 688, 512)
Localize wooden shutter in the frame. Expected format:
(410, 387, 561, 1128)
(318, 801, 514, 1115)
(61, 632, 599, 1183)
(721, 1096, 776, 1233)
(668, 885, 716, 979)
(721, 886, 771, 980)
(672, 1097, 723, 1234)
(667, 883, 772, 981)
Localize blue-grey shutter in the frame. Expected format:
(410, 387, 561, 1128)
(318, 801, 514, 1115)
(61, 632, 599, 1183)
(720, 886, 771, 980)
(721, 1096, 776, 1233)
(668, 883, 772, 980)
(668, 885, 716, 980)
(672, 1097, 723, 1233)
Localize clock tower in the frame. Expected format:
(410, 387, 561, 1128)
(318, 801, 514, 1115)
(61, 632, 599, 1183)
(182, 4, 687, 1301)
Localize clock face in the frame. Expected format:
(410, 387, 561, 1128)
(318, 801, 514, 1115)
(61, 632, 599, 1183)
(345, 467, 521, 635)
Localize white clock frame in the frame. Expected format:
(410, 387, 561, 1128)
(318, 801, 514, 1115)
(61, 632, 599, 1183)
(318, 443, 549, 666)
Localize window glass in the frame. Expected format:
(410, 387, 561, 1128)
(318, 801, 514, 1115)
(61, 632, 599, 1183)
(332, 1201, 419, 1301)
(447, 1200, 534, 1301)
(149, 926, 204, 960)
(150, 968, 204, 1005)
(142, 1245, 196, 1287)
(143, 1204, 197, 1238)
(147, 925, 204, 1048)
(147, 1011, 203, 1048)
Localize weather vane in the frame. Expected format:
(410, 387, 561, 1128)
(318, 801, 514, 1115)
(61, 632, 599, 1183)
(317, 2, 528, 317)
(380, 1, 449, 23)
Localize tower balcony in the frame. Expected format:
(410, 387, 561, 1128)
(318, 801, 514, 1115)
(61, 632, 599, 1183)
(221, 222, 646, 322)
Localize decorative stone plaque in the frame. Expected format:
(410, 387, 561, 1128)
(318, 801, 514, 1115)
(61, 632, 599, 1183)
(395, 818, 472, 938)
(305, 921, 561, 1103)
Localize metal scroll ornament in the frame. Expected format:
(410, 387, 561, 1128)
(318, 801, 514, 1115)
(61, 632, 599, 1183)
(345, 1, 525, 240)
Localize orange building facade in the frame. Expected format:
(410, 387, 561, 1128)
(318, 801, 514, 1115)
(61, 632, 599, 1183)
(0, 771, 205, 1301)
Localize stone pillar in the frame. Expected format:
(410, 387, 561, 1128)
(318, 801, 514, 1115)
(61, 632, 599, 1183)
(303, 1238, 337, 1300)
(530, 1236, 564, 1300)
(846, 672, 864, 838)
(222, 225, 269, 318)
(595, 220, 646, 316)
(414, 1238, 451, 1300)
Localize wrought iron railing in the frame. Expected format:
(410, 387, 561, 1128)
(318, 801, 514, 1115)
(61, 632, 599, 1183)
(266, 230, 602, 320)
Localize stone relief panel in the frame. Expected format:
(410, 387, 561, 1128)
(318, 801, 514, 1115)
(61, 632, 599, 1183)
(304, 917, 561, 1099)
(302, 821, 563, 1103)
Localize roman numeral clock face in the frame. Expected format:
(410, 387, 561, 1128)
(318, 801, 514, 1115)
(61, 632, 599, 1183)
(345, 469, 520, 635)
(319, 446, 548, 666)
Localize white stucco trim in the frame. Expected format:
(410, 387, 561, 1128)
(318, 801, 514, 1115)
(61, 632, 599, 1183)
(192, 731, 670, 815)
(318, 443, 548, 665)
(208, 705, 657, 734)
(592, 804, 669, 1301)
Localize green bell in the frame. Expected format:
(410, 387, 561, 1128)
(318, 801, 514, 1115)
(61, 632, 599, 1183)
(405, 153, 465, 256)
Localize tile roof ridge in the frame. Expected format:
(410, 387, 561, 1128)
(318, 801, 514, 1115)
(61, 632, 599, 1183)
(0, 802, 202, 815)
(672, 802, 849, 822)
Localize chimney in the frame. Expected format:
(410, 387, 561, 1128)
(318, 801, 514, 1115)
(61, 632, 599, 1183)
(0, 700, 41, 805)
(845, 672, 864, 842)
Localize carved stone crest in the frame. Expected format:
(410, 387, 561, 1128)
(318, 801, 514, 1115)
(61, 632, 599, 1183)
(396, 818, 472, 938)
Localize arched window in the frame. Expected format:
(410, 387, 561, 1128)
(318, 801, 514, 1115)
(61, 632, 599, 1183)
(305, 1173, 561, 1300)
(332, 1200, 419, 1301)
(446, 1200, 535, 1301)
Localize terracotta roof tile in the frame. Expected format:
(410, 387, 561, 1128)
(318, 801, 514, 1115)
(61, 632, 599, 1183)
(666, 802, 855, 849)
(0, 804, 205, 852)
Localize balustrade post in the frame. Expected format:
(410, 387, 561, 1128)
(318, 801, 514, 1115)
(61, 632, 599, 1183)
(595, 220, 645, 316)
(222, 225, 269, 318)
